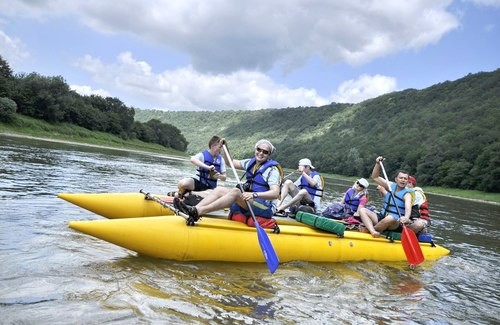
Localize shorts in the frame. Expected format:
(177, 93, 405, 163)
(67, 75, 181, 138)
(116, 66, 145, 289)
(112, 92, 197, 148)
(290, 187, 315, 208)
(376, 212, 386, 222)
(229, 198, 274, 218)
(193, 178, 213, 191)
(378, 212, 402, 221)
(411, 218, 430, 228)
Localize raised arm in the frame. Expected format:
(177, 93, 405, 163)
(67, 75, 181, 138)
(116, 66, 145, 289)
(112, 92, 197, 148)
(371, 156, 390, 190)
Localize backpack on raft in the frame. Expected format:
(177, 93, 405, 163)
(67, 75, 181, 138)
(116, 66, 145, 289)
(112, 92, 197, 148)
(321, 203, 353, 220)
(289, 202, 315, 216)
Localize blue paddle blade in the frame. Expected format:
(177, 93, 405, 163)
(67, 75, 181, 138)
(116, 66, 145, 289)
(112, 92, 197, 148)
(255, 223, 280, 273)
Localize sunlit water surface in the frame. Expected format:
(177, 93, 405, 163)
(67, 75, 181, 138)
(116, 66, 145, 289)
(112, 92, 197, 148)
(1, 135, 499, 324)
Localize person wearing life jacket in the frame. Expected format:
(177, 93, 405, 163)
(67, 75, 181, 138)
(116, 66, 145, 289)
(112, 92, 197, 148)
(176, 139, 281, 229)
(171, 135, 227, 198)
(322, 178, 369, 219)
(341, 178, 369, 215)
(277, 158, 323, 213)
(358, 156, 414, 238)
(407, 175, 431, 234)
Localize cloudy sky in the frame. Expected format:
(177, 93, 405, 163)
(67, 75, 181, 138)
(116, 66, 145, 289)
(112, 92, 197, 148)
(1, 0, 499, 111)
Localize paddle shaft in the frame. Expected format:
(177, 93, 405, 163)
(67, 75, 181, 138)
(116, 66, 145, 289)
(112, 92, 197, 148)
(379, 160, 424, 266)
(222, 144, 280, 273)
(222, 145, 260, 224)
(379, 160, 404, 219)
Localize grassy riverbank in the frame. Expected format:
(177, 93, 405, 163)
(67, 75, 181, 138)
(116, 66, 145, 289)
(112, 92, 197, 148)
(322, 173, 500, 205)
(2, 115, 499, 204)
(0, 115, 187, 157)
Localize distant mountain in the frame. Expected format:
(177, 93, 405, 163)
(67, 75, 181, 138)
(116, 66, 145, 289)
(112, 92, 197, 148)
(135, 69, 500, 192)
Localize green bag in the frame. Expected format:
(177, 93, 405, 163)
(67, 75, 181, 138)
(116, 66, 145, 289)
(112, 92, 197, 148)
(295, 211, 345, 237)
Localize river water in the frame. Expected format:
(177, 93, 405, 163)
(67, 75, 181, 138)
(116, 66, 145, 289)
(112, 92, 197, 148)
(1, 134, 499, 324)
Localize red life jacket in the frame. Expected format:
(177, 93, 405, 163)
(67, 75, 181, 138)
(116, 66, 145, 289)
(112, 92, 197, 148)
(419, 200, 430, 221)
(229, 212, 277, 229)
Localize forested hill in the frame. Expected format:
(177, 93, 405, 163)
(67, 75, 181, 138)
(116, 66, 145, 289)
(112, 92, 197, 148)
(136, 69, 500, 192)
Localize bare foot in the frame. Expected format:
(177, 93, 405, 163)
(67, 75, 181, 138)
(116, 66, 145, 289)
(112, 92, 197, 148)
(359, 225, 369, 233)
(371, 231, 380, 238)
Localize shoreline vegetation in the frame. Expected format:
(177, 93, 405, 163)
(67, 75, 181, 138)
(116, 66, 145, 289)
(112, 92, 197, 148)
(1, 116, 499, 205)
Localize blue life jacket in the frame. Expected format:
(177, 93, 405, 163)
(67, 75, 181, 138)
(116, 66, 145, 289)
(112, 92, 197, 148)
(344, 188, 366, 212)
(298, 171, 323, 200)
(381, 183, 412, 218)
(196, 150, 223, 189)
(244, 157, 280, 192)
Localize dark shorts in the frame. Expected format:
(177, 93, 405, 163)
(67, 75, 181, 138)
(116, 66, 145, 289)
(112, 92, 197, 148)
(193, 178, 213, 191)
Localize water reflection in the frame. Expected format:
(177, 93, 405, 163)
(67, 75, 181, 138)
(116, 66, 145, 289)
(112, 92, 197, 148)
(1, 134, 499, 324)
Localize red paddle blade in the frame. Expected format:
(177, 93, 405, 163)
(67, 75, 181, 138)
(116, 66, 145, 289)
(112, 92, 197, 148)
(401, 226, 425, 267)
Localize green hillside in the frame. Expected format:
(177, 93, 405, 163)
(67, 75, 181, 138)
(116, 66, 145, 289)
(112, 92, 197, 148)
(135, 69, 500, 192)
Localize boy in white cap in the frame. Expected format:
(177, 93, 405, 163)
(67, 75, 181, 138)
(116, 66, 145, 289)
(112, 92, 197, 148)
(277, 158, 323, 214)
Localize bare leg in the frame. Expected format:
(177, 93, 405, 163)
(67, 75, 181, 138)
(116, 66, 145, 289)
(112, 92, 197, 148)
(407, 220, 425, 234)
(277, 189, 308, 211)
(177, 178, 195, 197)
(358, 208, 380, 238)
(190, 189, 213, 198)
(196, 187, 230, 209)
(374, 215, 399, 233)
(279, 180, 295, 202)
(196, 187, 240, 215)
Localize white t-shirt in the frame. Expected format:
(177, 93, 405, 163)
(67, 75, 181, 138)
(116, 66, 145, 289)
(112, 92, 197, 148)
(194, 151, 226, 173)
(294, 173, 323, 210)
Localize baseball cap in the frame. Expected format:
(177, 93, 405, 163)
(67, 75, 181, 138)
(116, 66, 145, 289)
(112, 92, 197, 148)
(298, 158, 315, 169)
(357, 178, 369, 188)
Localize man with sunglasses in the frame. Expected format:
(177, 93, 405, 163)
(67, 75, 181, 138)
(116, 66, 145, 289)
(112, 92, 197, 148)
(175, 139, 282, 228)
(276, 158, 323, 215)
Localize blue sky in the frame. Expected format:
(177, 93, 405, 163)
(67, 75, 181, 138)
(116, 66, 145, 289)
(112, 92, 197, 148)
(1, 0, 499, 111)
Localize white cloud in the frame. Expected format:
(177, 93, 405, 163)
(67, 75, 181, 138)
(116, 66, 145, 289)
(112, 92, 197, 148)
(2, 1, 460, 73)
(0, 30, 29, 66)
(70, 84, 111, 98)
(75, 52, 329, 111)
(331, 75, 398, 104)
(2, 1, 478, 110)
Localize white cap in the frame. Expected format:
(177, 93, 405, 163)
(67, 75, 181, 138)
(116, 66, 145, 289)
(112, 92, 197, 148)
(357, 178, 369, 188)
(298, 158, 315, 169)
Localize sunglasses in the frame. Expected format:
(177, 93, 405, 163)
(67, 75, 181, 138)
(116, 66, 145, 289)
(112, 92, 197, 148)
(356, 181, 365, 189)
(256, 147, 270, 155)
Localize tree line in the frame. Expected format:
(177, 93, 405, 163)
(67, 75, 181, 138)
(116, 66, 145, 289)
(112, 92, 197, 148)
(0, 56, 187, 151)
(136, 69, 500, 193)
(2, 54, 498, 192)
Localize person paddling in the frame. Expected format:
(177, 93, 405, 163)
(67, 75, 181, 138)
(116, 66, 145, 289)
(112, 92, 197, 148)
(358, 156, 413, 238)
(175, 139, 281, 229)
